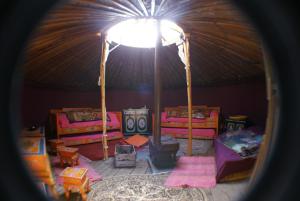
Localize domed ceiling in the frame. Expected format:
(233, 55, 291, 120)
(23, 0, 264, 90)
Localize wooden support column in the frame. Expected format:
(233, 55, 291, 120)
(183, 34, 193, 156)
(99, 34, 109, 160)
(153, 20, 162, 146)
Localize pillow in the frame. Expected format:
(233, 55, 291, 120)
(66, 111, 111, 123)
(124, 134, 148, 148)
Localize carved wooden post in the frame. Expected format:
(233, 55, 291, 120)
(99, 34, 109, 160)
(183, 34, 193, 156)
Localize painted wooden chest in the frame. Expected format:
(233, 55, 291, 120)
(60, 167, 87, 185)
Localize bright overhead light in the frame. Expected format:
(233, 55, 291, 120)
(106, 18, 184, 48)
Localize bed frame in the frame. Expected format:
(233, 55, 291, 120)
(160, 105, 220, 139)
(215, 138, 257, 182)
(49, 109, 122, 139)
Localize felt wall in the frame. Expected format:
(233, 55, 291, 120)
(21, 79, 267, 128)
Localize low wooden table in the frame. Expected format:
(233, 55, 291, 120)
(48, 139, 64, 154)
(57, 146, 79, 167)
(60, 167, 90, 201)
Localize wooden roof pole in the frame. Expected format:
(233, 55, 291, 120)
(153, 19, 162, 146)
(183, 34, 193, 156)
(99, 34, 109, 160)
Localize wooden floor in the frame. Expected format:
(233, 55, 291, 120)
(56, 139, 250, 201)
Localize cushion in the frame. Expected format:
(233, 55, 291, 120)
(66, 111, 111, 123)
(124, 134, 149, 148)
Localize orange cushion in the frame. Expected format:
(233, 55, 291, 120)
(124, 134, 148, 148)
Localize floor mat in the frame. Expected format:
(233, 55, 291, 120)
(165, 156, 216, 188)
(72, 139, 122, 161)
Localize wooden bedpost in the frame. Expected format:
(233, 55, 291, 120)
(99, 34, 109, 160)
(183, 34, 193, 156)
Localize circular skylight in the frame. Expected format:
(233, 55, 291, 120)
(106, 18, 184, 48)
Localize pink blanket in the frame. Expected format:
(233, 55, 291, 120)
(161, 112, 218, 123)
(165, 156, 216, 188)
(58, 112, 120, 128)
(161, 128, 215, 138)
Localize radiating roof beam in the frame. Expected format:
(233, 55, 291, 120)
(137, 0, 149, 16)
(154, 0, 167, 16)
(151, 0, 155, 16)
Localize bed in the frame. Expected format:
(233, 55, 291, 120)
(49, 108, 123, 146)
(214, 128, 264, 182)
(160, 105, 220, 139)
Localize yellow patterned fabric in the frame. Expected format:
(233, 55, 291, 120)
(61, 167, 87, 179)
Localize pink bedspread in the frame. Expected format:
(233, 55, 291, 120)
(58, 112, 120, 128)
(161, 111, 218, 123)
(161, 127, 215, 138)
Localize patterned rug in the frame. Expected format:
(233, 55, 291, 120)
(88, 174, 208, 201)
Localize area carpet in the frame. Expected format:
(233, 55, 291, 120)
(50, 155, 102, 185)
(165, 156, 217, 188)
(72, 139, 122, 161)
(88, 174, 208, 201)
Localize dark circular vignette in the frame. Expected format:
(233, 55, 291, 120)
(0, 0, 299, 201)
(232, 0, 300, 201)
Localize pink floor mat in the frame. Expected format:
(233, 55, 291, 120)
(164, 156, 216, 188)
(50, 155, 102, 185)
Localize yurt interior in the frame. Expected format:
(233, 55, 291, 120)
(20, 0, 271, 200)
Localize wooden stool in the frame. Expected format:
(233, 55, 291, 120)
(48, 139, 64, 154)
(60, 167, 90, 201)
(57, 146, 79, 167)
